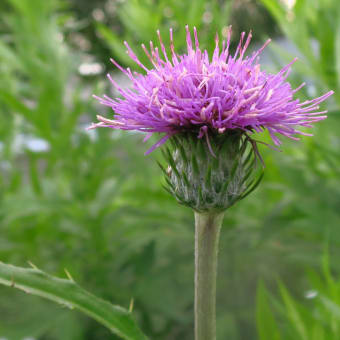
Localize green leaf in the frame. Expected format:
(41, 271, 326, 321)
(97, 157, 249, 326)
(320, 296, 340, 320)
(259, 0, 285, 22)
(0, 262, 148, 340)
(256, 281, 281, 340)
(279, 282, 308, 340)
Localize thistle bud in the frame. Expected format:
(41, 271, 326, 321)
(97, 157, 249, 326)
(160, 132, 263, 212)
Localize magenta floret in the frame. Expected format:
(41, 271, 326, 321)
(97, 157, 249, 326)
(89, 26, 333, 154)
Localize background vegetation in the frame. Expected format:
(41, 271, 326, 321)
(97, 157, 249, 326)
(0, 0, 339, 339)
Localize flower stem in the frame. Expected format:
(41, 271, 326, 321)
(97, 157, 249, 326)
(194, 211, 224, 340)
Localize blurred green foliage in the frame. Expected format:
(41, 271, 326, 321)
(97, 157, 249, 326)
(0, 0, 339, 339)
(260, 0, 340, 106)
(69, 0, 277, 68)
(257, 254, 340, 340)
(96, 0, 232, 67)
(256, 0, 340, 338)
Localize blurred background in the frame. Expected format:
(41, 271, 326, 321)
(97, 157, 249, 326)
(0, 0, 340, 339)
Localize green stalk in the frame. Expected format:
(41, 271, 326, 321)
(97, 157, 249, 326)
(194, 211, 224, 340)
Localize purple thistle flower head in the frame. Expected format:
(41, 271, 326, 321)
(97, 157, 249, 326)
(89, 26, 333, 155)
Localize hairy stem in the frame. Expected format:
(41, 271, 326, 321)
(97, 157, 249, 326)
(194, 211, 224, 340)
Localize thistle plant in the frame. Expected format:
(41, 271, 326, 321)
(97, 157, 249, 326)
(89, 26, 333, 339)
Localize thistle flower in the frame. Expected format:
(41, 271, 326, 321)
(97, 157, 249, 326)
(90, 26, 333, 212)
(90, 26, 333, 155)
(89, 28, 334, 340)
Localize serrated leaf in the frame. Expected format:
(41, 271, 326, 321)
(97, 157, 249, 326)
(0, 262, 148, 340)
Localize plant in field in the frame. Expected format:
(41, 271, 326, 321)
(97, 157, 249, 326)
(0, 0, 336, 339)
(90, 26, 333, 340)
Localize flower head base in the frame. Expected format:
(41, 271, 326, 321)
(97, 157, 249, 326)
(161, 131, 263, 212)
(90, 26, 333, 154)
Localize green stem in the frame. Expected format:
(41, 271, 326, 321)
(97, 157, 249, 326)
(194, 211, 224, 340)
